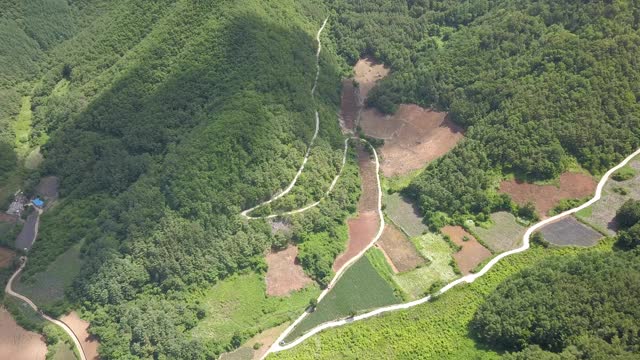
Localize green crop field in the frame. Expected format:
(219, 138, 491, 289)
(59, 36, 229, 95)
(270, 241, 613, 360)
(392, 232, 457, 299)
(383, 193, 428, 237)
(191, 272, 319, 347)
(285, 255, 401, 342)
(471, 212, 526, 252)
(14, 241, 83, 309)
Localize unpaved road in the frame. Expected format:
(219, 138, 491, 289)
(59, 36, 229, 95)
(265, 147, 640, 354)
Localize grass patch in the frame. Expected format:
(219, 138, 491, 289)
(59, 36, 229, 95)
(285, 255, 401, 342)
(366, 248, 407, 300)
(612, 165, 636, 181)
(470, 212, 526, 253)
(50, 340, 78, 360)
(270, 241, 614, 360)
(382, 167, 424, 193)
(383, 192, 428, 237)
(14, 241, 83, 310)
(392, 232, 457, 298)
(191, 272, 319, 347)
(576, 205, 593, 218)
(14, 96, 32, 157)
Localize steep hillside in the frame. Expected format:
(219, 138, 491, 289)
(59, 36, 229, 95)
(2, 0, 353, 358)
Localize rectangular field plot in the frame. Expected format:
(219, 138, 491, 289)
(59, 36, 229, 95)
(393, 233, 457, 299)
(471, 212, 526, 252)
(384, 193, 428, 237)
(285, 255, 401, 342)
(577, 158, 640, 235)
(539, 216, 602, 247)
(377, 223, 426, 273)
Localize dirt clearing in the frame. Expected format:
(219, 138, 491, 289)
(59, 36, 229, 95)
(0, 247, 15, 269)
(377, 224, 425, 273)
(340, 79, 359, 132)
(36, 176, 60, 201)
(333, 146, 380, 271)
(353, 57, 390, 101)
(499, 172, 596, 218)
(441, 225, 491, 275)
(539, 216, 602, 247)
(60, 311, 100, 360)
(360, 105, 464, 177)
(0, 307, 47, 360)
(265, 246, 313, 296)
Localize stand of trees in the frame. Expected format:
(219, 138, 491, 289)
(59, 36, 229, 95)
(325, 0, 640, 225)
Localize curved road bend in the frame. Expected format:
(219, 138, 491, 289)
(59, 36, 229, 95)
(265, 147, 640, 355)
(4, 207, 88, 360)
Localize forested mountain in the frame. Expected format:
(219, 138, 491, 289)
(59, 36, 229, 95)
(325, 0, 640, 225)
(2, 0, 354, 358)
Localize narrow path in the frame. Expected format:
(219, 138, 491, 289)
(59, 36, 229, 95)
(3, 207, 88, 360)
(241, 18, 328, 219)
(265, 147, 640, 354)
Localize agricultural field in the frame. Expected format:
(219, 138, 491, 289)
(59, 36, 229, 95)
(270, 242, 610, 360)
(191, 272, 319, 347)
(538, 216, 602, 247)
(392, 232, 457, 299)
(441, 226, 491, 274)
(265, 246, 313, 296)
(577, 158, 640, 235)
(377, 223, 425, 273)
(14, 241, 83, 308)
(383, 193, 428, 237)
(0, 307, 47, 360)
(220, 322, 290, 360)
(285, 255, 401, 342)
(470, 212, 526, 252)
(0, 247, 15, 268)
(60, 312, 99, 360)
(499, 172, 596, 218)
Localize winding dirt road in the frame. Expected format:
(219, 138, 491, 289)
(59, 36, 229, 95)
(265, 147, 640, 354)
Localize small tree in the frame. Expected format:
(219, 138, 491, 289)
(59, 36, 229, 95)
(308, 298, 318, 311)
(616, 199, 640, 229)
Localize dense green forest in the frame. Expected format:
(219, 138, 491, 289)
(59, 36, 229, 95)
(1, 0, 359, 358)
(324, 0, 640, 224)
(471, 248, 640, 359)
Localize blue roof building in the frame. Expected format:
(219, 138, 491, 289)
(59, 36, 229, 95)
(32, 198, 44, 208)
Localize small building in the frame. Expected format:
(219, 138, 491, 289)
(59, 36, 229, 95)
(31, 198, 44, 208)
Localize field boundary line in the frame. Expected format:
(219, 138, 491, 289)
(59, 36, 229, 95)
(265, 147, 640, 355)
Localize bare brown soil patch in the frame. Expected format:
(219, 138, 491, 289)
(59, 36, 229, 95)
(0, 213, 18, 223)
(357, 147, 378, 212)
(377, 224, 425, 273)
(353, 57, 390, 101)
(334, 211, 379, 271)
(340, 79, 359, 132)
(0, 247, 15, 269)
(265, 246, 312, 296)
(361, 105, 464, 177)
(500, 172, 597, 218)
(60, 311, 100, 360)
(0, 307, 47, 360)
(441, 226, 491, 275)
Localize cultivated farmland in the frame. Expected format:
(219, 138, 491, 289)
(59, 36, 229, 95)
(577, 157, 640, 235)
(0, 247, 15, 268)
(265, 246, 313, 296)
(384, 193, 428, 237)
(0, 307, 47, 360)
(285, 255, 400, 342)
(377, 223, 425, 273)
(392, 233, 457, 299)
(539, 216, 602, 247)
(471, 212, 526, 252)
(441, 226, 491, 274)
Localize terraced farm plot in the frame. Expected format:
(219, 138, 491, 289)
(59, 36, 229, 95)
(539, 216, 602, 247)
(265, 245, 313, 296)
(393, 233, 457, 299)
(441, 226, 491, 275)
(285, 255, 401, 342)
(577, 158, 640, 235)
(471, 212, 526, 252)
(377, 223, 425, 273)
(384, 193, 428, 237)
(14, 241, 83, 307)
(191, 272, 318, 346)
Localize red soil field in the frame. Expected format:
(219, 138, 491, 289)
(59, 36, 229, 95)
(0, 213, 18, 223)
(361, 105, 464, 177)
(0, 307, 47, 360)
(375, 244, 400, 273)
(340, 79, 359, 132)
(441, 225, 491, 275)
(265, 246, 313, 296)
(499, 172, 597, 218)
(377, 224, 425, 273)
(334, 211, 379, 271)
(60, 311, 100, 360)
(0, 247, 15, 269)
(353, 57, 390, 101)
